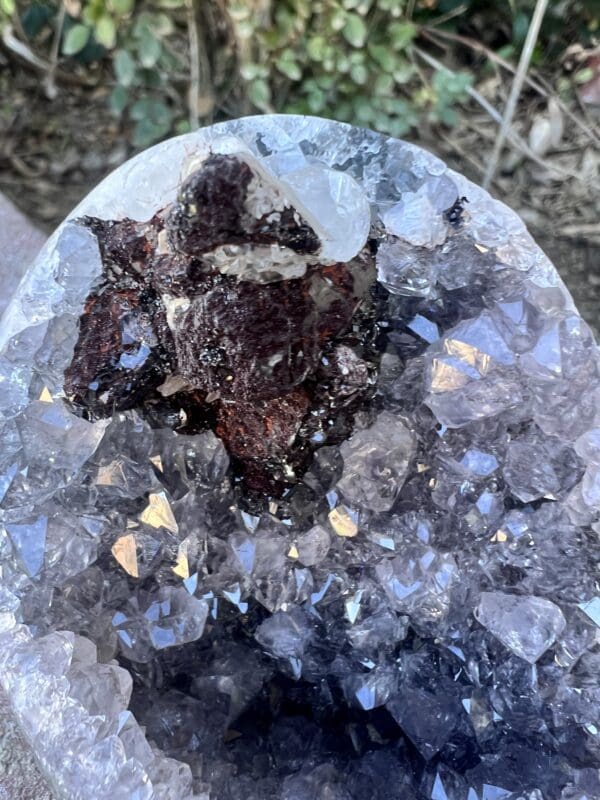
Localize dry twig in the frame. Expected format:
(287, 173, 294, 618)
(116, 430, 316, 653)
(1, 24, 91, 86)
(186, 0, 201, 129)
(483, 0, 549, 188)
(424, 27, 599, 147)
(414, 46, 582, 183)
(44, 0, 66, 100)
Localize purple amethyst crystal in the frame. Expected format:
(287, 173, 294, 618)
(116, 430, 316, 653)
(0, 116, 598, 800)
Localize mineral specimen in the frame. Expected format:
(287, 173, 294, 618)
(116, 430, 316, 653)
(0, 116, 599, 800)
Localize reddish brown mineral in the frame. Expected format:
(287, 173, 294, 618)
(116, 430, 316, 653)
(64, 153, 379, 496)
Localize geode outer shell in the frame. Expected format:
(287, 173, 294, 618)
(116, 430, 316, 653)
(0, 116, 599, 800)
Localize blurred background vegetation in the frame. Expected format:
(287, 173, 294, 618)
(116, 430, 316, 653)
(0, 0, 598, 252)
(3, 0, 599, 145)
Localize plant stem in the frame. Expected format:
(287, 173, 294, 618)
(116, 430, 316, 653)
(186, 0, 201, 129)
(483, 0, 549, 188)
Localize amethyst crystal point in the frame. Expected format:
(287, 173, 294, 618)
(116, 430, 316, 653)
(0, 117, 599, 800)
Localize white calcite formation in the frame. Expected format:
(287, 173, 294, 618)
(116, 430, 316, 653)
(0, 116, 599, 800)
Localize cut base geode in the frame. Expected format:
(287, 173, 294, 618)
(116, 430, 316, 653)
(1, 116, 599, 800)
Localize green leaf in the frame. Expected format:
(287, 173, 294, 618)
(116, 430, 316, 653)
(175, 119, 192, 135)
(62, 23, 91, 56)
(437, 104, 459, 127)
(389, 21, 416, 50)
(138, 29, 162, 67)
(316, 74, 335, 90)
(130, 97, 171, 125)
(0, 0, 15, 15)
(130, 97, 172, 146)
(153, 12, 174, 35)
(21, 3, 54, 38)
(374, 72, 394, 93)
(392, 60, 414, 84)
(354, 96, 375, 124)
(109, 0, 134, 13)
(379, 0, 405, 10)
(350, 62, 368, 84)
(306, 88, 326, 113)
(240, 62, 268, 80)
(387, 115, 413, 138)
(368, 43, 395, 72)
(342, 13, 367, 47)
(248, 78, 271, 111)
(133, 118, 163, 147)
(109, 84, 129, 115)
(82, 3, 103, 25)
(512, 11, 529, 46)
(95, 15, 117, 49)
(331, 7, 347, 32)
(306, 35, 326, 62)
(141, 67, 162, 89)
(114, 49, 136, 86)
(574, 66, 594, 84)
(276, 56, 302, 81)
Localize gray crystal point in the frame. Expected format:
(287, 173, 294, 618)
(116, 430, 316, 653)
(337, 410, 414, 511)
(1, 115, 599, 800)
(475, 592, 567, 663)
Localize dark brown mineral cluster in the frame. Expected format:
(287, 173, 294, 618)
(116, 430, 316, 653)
(64, 153, 380, 496)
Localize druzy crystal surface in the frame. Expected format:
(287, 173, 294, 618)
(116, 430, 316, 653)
(0, 116, 599, 800)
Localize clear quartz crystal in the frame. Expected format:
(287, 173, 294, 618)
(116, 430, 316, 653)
(0, 115, 599, 800)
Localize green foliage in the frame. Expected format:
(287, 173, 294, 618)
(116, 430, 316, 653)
(57, 1, 185, 147)
(2, 0, 598, 151)
(8, 0, 187, 148)
(231, 0, 443, 138)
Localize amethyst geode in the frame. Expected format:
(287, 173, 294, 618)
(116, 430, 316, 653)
(0, 116, 599, 800)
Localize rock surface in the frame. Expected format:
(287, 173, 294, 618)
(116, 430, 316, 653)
(0, 117, 599, 800)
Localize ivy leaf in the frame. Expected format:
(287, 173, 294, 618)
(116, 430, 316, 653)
(130, 96, 171, 124)
(138, 29, 162, 68)
(153, 12, 174, 36)
(342, 13, 367, 48)
(306, 88, 326, 113)
(240, 62, 268, 80)
(350, 62, 368, 84)
(133, 118, 163, 147)
(114, 49, 136, 86)
(175, 119, 192, 135)
(21, 3, 54, 38)
(374, 72, 394, 93)
(574, 66, 594, 84)
(276, 54, 302, 81)
(95, 15, 117, 49)
(109, 0, 134, 13)
(62, 23, 91, 56)
(331, 7, 347, 32)
(389, 21, 416, 51)
(368, 43, 395, 72)
(306, 36, 326, 62)
(109, 84, 129, 115)
(131, 97, 172, 146)
(248, 78, 271, 111)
